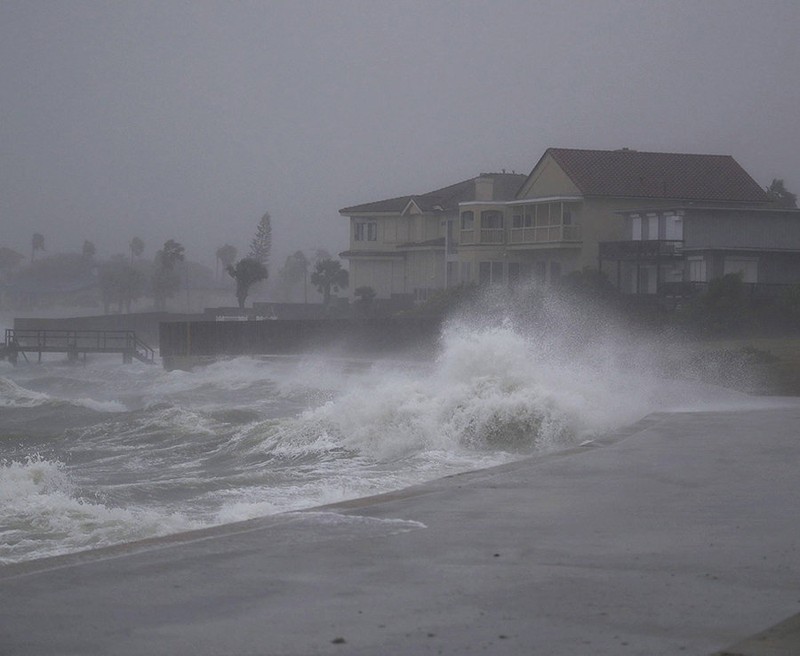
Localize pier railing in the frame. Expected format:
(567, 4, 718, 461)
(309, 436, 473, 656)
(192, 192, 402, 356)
(2, 329, 155, 364)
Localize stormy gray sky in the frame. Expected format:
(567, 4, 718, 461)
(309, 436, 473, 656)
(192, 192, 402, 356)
(2, 0, 798, 269)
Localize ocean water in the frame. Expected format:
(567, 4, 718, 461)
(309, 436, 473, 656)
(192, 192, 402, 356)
(0, 310, 755, 565)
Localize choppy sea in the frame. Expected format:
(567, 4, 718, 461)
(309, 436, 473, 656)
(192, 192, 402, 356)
(0, 312, 754, 565)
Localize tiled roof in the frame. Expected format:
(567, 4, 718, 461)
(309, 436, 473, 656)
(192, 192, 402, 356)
(540, 148, 768, 203)
(340, 173, 527, 215)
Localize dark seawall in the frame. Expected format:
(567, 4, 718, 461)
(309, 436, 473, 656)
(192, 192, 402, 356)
(159, 318, 443, 369)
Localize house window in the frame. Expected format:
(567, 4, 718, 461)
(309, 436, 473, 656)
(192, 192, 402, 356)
(479, 261, 505, 285)
(355, 221, 377, 242)
(508, 262, 521, 286)
(646, 214, 659, 240)
(524, 206, 535, 227)
(688, 257, 706, 282)
(460, 211, 474, 230)
(665, 213, 683, 240)
(481, 210, 503, 229)
(631, 215, 642, 240)
(548, 203, 561, 224)
(724, 257, 758, 283)
(535, 205, 549, 227)
(512, 213, 523, 229)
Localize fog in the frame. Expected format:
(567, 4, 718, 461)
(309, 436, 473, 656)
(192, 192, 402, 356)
(2, 0, 798, 268)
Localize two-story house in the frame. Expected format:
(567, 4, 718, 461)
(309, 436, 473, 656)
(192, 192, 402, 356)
(339, 172, 526, 304)
(340, 148, 773, 303)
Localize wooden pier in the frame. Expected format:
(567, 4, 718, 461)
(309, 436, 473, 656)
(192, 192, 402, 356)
(2, 329, 156, 365)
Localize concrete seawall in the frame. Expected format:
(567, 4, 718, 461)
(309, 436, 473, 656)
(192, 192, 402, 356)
(159, 317, 442, 369)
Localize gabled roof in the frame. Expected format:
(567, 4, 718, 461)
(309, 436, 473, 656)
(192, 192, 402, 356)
(524, 148, 769, 203)
(340, 172, 527, 215)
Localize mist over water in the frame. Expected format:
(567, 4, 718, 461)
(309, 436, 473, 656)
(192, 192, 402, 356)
(0, 290, 767, 565)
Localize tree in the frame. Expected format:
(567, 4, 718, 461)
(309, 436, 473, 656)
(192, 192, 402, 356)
(129, 237, 144, 263)
(766, 179, 798, 209)
(152, 239, 185, 310)
(227, 257, 268, 309)
(98, 257, 145, 314)
(310, 258, 349, 307)
(157, 239, 185, 270)
(276, 250, 309, 301)
(82, 240, 96, 261)
(215, 244, 238, 280)
(681, 272, 752, 336)
(31, 232, 45, 263)
(249, 212, 272, 267)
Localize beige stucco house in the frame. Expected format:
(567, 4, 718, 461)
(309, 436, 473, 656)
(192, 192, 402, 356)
(340, 148, 771, 303)
(339, 172, 526, 305)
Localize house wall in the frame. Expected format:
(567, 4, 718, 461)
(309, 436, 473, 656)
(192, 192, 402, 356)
(405, 250, 444, 299)
(517, 154, 581, 198)
(684, 210, 800, 250)
(760, 252, 800, 284)
(349, 258, 405, 298)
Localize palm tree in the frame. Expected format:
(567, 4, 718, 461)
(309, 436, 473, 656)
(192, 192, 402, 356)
(310, 258, 349, 308)
(31, 232, 45, 263)
(157, 239, 185, 270)
(227, 257, 268, 309)
(152, 239, 185, 311)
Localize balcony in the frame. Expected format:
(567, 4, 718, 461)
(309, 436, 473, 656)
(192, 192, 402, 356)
(599, 240, 683, 260)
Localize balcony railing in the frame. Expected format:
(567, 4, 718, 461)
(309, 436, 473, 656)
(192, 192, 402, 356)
(480, 228, 505, 244)
(599, 240, 683, 260)
(509, 225, 580, 244)
(460, 226, 581, 246)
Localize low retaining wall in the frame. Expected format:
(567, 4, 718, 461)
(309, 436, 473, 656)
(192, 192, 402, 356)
(159, 318, 442, 370)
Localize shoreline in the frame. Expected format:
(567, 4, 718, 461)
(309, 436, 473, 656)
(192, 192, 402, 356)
(0, 412, 667, 577)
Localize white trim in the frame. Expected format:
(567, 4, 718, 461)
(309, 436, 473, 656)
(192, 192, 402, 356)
(401, 199, 423, 216)
(459, 195, 583, 209)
